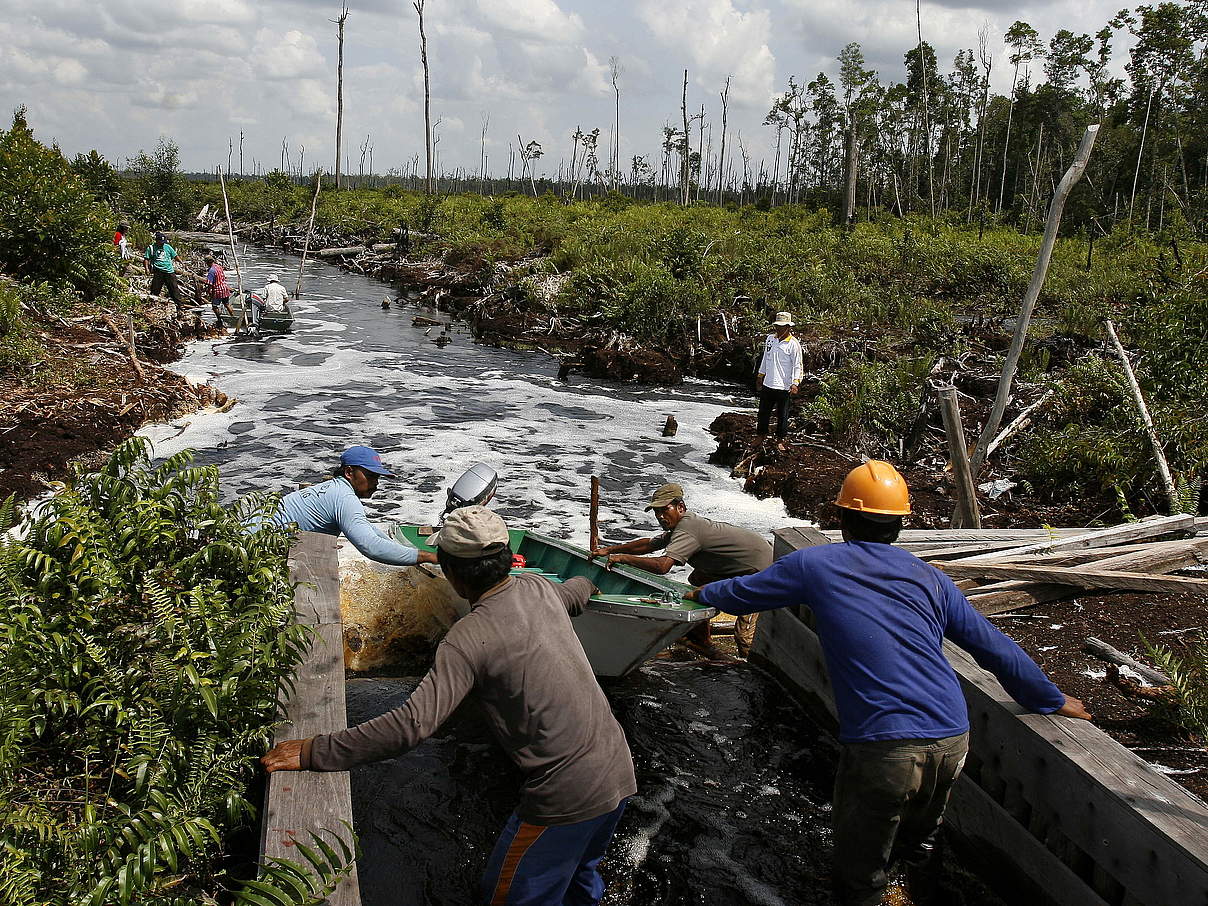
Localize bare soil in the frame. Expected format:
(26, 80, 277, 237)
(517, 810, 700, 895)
(0, 298, 227, 502)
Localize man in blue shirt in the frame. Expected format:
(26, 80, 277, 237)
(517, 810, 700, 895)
(273, 445, 438, 568)
(687, 460, 1090, 906)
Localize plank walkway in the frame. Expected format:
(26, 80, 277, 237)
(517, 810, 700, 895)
(259, 532, 361, 905)
(759, 526, 1208, 906)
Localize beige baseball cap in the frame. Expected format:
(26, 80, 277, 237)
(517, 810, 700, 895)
(772, 311, 794, 326)
(426, 505, 510, 556)
(644, 482, 685, 511)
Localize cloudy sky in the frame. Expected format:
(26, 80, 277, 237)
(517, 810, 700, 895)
(1, 0, 1126, 178)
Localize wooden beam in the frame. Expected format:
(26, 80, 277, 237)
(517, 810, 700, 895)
(1084, 637, 1171, 686)
(963, 514, 1195, 562)
(969, 538, 1208, 614)
(934, 560, 1208, 595)
(936, 384, 981, 528)
(260, 532, 361, 905)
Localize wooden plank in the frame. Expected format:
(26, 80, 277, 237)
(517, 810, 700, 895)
(935, 561, 1208, 595)
(823, 528, 1095, 543)
(290, 532, 343, 626)
(773, 525, 830, 550)
(260, 533, 360, 905)
(968, 538, 1208, 614)
(947, 641, 1208, 906)
(963, 514, 1195, 562)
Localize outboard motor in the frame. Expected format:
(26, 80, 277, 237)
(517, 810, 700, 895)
(442, 463, 498, 518)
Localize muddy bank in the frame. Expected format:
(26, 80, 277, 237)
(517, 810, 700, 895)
(706, 410, 1122, 528)
(0, 291, 228, 502)
(240, 221, 757, 386)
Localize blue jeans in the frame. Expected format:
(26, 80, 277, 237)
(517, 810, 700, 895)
(480, 798, 628, 906)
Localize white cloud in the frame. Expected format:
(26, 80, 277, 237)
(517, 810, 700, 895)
(252, 28, 327, 80)
(637, 0, 777, 107)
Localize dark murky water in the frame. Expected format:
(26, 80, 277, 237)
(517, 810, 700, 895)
(348, 661, 838, 906)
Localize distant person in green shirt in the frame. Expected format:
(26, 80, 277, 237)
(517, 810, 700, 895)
(144, 232, 186, 308)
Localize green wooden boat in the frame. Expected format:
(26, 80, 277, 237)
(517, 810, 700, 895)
(217, 297, 294, 333)
(393, 524, 716, 677)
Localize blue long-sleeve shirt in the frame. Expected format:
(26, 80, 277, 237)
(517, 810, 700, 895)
(272, 477, 420, 567)
(698, 541, 1064, 743)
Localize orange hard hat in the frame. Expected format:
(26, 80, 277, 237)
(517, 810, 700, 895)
(835, 460, 911, 516)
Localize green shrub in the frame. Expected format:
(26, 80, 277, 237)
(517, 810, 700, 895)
(1142, 633, 1208, 742)
(807, 357, 934, 452)
(123, 137, 191, 229)
(0, 439, 352, 904)
(0, 109, 120, 300)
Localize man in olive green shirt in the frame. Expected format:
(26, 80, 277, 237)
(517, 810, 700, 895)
(591, 483, 772, 657)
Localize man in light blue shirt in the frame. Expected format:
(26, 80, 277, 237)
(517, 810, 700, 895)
(273, 445, 437, 567)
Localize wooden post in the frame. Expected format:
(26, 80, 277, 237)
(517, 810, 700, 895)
(294, 173, 323, 299)
(1103, 318, 1179, 512)
(217, 168, 248, 332)
(937, 384, 981, 528)
(589, 476, 601, 553)
(971, 124, 1100, 475)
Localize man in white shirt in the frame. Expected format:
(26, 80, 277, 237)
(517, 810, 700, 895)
(262, 275, 290, 312)
(755, 311, 804, 439)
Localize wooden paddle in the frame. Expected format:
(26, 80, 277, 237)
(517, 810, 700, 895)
(589, 476, 601, 553)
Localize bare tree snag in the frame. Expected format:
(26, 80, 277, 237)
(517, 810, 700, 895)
(333, 4, 348, 189)
(1104, 318, 1179, 512)
(970, 124, 1099, 475)
(717, 76, 730, 206)
(414, 0, 434, 195)
(681, 69, 691, 205)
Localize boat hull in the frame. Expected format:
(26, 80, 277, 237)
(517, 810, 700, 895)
(386, 524, 715, 677)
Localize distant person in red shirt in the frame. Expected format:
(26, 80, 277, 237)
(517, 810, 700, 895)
(204, 254, 234, 322)
(113, 223, 133, 272)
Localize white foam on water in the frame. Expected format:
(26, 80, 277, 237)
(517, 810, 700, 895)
(140, 247, 791, 572)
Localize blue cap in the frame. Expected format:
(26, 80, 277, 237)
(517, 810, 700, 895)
(341, 445, 395, 476)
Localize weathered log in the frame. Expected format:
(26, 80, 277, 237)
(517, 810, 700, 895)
(662, 415, 678, 437)
(936, 384, 981, 528)
(1084, 637, 1172, 686)
(315, 246, 366, 259)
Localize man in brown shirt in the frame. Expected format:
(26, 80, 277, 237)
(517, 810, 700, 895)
(263, 506, 636, 905)
(590, 483, 772, 657)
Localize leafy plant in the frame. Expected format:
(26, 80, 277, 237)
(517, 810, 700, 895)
(1141, 632, 1208, 742)
(0, 439, 345, 904)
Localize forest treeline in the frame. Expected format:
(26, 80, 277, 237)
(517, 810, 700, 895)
(149, 2, 1208, 238)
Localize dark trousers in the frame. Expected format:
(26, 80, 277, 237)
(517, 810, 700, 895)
(756, 387, 790, 438)
(149, 270, 185, 306)
(832, 732, 969, 906)
(480, 798, 627, 905)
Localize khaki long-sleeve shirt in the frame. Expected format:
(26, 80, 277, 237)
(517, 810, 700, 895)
(302, 575, 637, 825)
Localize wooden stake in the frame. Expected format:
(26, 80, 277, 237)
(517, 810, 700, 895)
(936, 384, 981, 528)
(295, 172, 323, 299)
(589, 476, 601, 552)
(104, 314, 145, 383)
(971, 124, 1100, 475)
(217, 168, 248, 331)
(1103, 318, 1179, 512)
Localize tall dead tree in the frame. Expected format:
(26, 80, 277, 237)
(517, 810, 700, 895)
(971, 125, 1100, 475)
(680, 69, 691, 205)
(716, 76, 730, 206)
(479, 113, 490, 193)
(916, 0, 935, 217)
(609, 56, 622, 192)
(414, 0, 434, 194)
(333, 4, 349, 189)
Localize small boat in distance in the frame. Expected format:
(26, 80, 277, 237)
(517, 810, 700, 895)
(392, 524, 715, 677)
(218, 293, 294, 333)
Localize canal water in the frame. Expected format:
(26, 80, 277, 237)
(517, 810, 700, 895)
(143, 248, 1003, 905)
